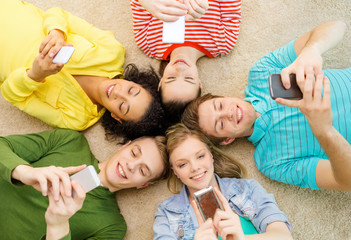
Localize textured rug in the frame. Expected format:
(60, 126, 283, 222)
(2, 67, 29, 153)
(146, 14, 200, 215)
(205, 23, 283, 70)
(1, 0, 351, 239)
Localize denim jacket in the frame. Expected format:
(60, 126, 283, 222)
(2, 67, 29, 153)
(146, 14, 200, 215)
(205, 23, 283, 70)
(153, 175, 290, 240)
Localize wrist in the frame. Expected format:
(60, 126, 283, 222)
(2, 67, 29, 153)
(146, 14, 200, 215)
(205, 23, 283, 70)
(27, 68, 44, 82)
(12, 164, 31, 182)
(46, 222, 70, 240)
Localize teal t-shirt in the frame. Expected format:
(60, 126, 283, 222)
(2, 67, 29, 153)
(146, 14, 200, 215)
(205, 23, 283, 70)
(245, 40, 351, 189)
(0, 129, 126, 240)
(218, 215, 258, 239)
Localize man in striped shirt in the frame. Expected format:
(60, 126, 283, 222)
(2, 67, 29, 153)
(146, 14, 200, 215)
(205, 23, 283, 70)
(131, 0, 241, 122)
(182, 21, 351, 191)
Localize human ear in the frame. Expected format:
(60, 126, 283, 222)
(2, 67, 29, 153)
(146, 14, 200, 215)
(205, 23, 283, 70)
(219, 137, 235, 146)
(199, 81, 203, 93)
(157, 78, 163, 91)
(111, 113, 122, 123)
(120, 140, 131, 149)
(136, 182, 153, 189)
(172, 167, 179, 179)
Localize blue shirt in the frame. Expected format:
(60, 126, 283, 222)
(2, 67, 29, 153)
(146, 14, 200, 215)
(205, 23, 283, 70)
(153, 175, 290, 239)
(245, 40, 351, 189)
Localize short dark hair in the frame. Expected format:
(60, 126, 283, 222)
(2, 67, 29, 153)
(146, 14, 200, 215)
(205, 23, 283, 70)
(101, 64, 166, 142)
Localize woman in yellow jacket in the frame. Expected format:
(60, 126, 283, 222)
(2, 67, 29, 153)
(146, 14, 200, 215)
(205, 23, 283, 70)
(0, 0, 165, 140)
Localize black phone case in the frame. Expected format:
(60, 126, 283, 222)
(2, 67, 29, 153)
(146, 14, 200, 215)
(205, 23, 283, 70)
(269, 74, 303, 99)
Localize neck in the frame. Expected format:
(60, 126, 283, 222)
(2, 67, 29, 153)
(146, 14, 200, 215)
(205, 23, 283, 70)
(245, 104, 261, 137)
(98, 161, 121, 192)
(170, 46, 205, 64)
(74, 75, 107, 106)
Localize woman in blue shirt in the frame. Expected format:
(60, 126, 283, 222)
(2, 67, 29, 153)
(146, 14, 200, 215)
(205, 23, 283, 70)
(153, 123, 292, 240)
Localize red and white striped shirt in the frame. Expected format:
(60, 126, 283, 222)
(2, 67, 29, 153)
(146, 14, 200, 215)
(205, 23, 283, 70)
(131, 0, 241, 60)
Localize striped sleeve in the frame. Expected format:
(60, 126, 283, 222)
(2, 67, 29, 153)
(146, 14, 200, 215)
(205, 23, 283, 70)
(130, 0, 241, 59)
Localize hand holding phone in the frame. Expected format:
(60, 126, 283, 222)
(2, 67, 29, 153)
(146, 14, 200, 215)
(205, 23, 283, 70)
(52, 46, 75, 64)
(162, 16, 185, 44)
(193, 186, 223, 221)
(70, 165, 101, 197)
(269, 74, 303, 100)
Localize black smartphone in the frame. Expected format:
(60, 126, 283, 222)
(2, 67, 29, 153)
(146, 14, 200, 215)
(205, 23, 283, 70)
(269, 74, 303, 100)
(193, 186, 223, 221)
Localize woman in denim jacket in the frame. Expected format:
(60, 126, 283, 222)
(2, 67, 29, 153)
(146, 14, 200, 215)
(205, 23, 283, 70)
(153, 123, 292, 240)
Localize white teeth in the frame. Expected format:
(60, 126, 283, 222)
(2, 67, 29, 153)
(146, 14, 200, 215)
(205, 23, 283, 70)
(237, 107, 242, 123)
(107, 86, 113, 97)
(118, 164, 126, 178)
(192, 172, 205, 180)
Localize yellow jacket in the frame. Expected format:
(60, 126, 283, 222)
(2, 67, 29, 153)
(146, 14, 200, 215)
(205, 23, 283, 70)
(0, 0, 125, 130)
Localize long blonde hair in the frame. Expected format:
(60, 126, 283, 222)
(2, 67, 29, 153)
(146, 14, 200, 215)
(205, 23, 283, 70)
(166, 123, 247, 193)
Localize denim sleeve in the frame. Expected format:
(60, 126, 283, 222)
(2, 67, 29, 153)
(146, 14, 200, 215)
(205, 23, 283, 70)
(248, 179, 291, 232)
(153, 204, 177, 240)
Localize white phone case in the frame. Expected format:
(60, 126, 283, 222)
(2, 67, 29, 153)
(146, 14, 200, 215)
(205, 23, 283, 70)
(70, 165, 101, 197)
(52, 46, 75, 64)
(162, 16, 185, 44)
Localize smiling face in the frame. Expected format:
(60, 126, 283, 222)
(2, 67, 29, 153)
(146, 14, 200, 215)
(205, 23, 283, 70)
(100, 79, 152, 122)
(101, 137, 165, 191)
(197, 97, 257, 142)
(160, 58, 201, 104)
(169, 136, 217, 195)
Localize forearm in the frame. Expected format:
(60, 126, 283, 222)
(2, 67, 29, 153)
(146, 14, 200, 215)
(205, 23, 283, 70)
(300, 20, 346, 56)
(315, 127, 351, 189)
(246, 231, 292, 240)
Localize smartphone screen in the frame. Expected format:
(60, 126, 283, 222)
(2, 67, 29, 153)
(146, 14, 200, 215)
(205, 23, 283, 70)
(162, 16, 185, 44)
(193, 186, 223, 220)
(269, 74, 303, 100)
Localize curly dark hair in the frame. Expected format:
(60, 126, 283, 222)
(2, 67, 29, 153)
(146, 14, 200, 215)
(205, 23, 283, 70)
(101, 64, 166, 142)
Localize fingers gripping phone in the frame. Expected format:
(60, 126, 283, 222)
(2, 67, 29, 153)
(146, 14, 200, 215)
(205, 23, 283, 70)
(52, 46, 75, 64)
(70, 165, 101, 197)
(193, 186, 223, 221)
(269, 74, 303, 100)
(162, 16, 185, 43)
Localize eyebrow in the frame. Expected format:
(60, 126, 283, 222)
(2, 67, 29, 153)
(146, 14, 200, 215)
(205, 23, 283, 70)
(136, 144, 152, 177)
(134, 88, 141, 97)
(213, 100, 219, 134)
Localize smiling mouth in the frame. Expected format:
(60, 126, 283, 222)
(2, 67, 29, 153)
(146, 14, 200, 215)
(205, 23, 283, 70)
(117, 163, 127, 179)
(190, 171, 206, 181)
(236, 106, 243, 124)
(173, 59, 189, 66)
(106, 84, 115, 98)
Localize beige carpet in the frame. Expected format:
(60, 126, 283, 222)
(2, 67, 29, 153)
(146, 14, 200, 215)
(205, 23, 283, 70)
(1, 0, 351, 239)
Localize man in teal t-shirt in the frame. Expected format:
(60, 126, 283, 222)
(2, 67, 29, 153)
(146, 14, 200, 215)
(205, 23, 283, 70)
(181, 20, 351, 191)
(0, 129, 169, 239)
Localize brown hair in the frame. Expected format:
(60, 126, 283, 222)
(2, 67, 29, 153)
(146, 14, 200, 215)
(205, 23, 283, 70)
(181, 93, 226, 144)
(165, 123, 247, 193)
(140, 135, 171, 182)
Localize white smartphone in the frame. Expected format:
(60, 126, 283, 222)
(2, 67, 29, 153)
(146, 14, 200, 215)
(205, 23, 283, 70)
(52, 46, 75, 64)
(70, 165, 101, 197)
(162, 16, 185, 44)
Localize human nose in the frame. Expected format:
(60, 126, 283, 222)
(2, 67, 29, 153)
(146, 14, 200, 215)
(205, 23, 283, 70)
(112, 84, 128, 99)
(126, 160, 138, 173)
(190, 161, 199, 173)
